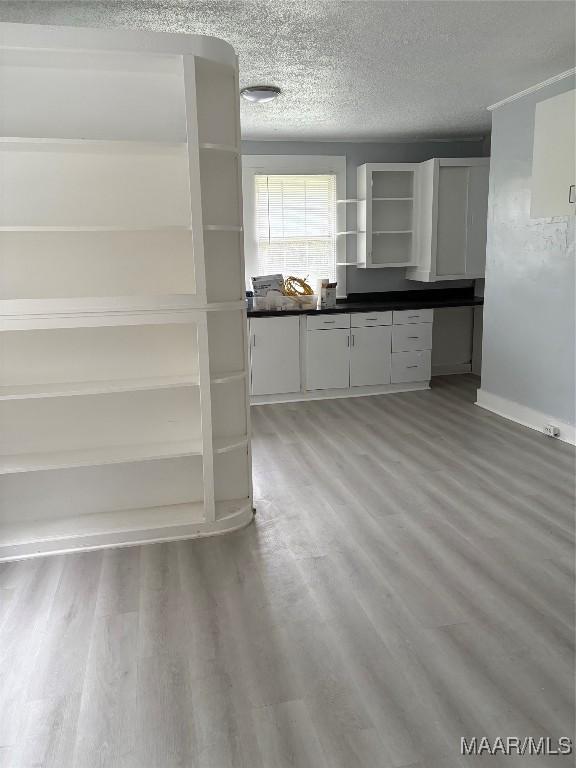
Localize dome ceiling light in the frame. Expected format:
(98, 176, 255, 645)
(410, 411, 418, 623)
(240, 85, 281, 104)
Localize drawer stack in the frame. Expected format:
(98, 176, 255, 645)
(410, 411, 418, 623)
(391, 309, 433, 383)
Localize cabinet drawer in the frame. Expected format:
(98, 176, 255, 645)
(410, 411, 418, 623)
(307, 313, 350, 331)
(351, 311, 392, 327)
(391, 350, 431, 383)
(392, 323, 432, 352)
(393, 308, 434, 325)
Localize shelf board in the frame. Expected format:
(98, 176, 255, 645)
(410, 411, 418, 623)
(336, 199, 359, 203)
(1, 294, 200, 313)
(0, 225, 192, 233)
(0, 438, 203, 475)
(211, 370, 247, 384)
(213, 435, 249, 455)
(0, 137, 187, 149)
(1, 298, 247, 331)
(336, 262, 358, 266)
(202, 225, 243, 232)
(336, 231, 359, 236)
(216, 498, 252, 522)
(199, 143, 239, 153)
(372, 230, 413, 235)
(0, 375, 199, 401)
(0, 502, 205, 547)
(367, 261, 417, 269)
(0, 498, 253, 560)
(372, 197, 414, 201)
(0, 295, 250, 314)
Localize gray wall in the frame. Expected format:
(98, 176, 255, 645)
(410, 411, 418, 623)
(242, 139, 487, 293)
(480, 76, 575, 425)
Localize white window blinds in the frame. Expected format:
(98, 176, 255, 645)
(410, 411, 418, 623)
(254, 174, 337, 284)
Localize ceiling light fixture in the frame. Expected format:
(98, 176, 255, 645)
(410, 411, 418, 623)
(240, 85, 281, 104)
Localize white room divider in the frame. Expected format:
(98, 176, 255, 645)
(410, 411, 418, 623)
(0, 23, 253, 560)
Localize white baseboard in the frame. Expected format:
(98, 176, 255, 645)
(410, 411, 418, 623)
(251, 381, 430, 405)
(432, 362, 472, 376)
(476, 389, 576, 446)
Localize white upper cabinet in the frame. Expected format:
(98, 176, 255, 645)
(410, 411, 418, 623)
(531, 89, 576, 218)
(406, 158, 490, 282)
(356, 163, 419, 268)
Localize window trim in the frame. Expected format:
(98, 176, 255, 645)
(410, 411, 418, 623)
(242, 155, 347, 297)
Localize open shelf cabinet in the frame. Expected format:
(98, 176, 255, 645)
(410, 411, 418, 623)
(356, 163, 419, 268)
(0, 22, 252, 560)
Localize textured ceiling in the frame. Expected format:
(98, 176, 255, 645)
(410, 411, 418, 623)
(0, 1, 574, 140)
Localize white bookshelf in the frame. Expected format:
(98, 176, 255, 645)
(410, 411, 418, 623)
(356, 163, 419, 268)
(0, 23, 252, 560)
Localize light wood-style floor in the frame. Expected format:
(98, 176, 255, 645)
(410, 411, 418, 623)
(1, 375, 574, 768)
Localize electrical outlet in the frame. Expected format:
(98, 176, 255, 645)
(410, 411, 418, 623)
(543, 424, 560, 438)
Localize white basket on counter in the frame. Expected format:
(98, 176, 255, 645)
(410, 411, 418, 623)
(252, 292, 319, 311)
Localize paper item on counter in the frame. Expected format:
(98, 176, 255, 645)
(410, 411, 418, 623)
(317, 279, 337, 308)
(251, 274, 284, 297)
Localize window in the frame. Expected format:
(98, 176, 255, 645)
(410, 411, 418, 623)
(254, 174, 336, 285)
(242, 155, 347, 295)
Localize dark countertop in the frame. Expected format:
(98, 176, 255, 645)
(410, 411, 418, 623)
(247, 288, 483, 317)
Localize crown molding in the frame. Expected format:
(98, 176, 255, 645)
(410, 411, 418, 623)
(488, 68, 576, 111)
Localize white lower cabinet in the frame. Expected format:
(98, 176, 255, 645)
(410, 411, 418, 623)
(250, 316, 301, 395)
(350, 326, 392, 386)
(250, 309, 434, 401)
(306, 328, 351, 390)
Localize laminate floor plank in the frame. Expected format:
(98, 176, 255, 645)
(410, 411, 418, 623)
(136, 652, 197, 768)
(72, 612, 139, 768)
(250, 699, 330, 768)
(27, 552, 103, 702)
(1, 375, 573, 767)
(9, 694, 82, 768)
(0, 556, 65, 747)
(95, 546, 141, 618)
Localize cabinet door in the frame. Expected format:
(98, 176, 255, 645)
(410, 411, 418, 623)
(250, 317, 300, 396)
(350, 326, 392, 387)
(531, 89, 576, 218)
(465, 165, 489, 276)
(435, 166, 468, 277)
(305, 329, 350, 390)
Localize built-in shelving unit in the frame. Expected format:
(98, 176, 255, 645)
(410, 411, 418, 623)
(0, 22, 252, 560)
(356, 163, 419, 268)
